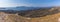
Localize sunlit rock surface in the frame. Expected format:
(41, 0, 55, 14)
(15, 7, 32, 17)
(0, 7, 60, 22)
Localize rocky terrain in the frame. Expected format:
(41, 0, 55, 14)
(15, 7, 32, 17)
(18, 7, 60, 18)
(0, 7, 60, 22)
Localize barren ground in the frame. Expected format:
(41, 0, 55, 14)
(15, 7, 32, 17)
(0, 12, 60, 22)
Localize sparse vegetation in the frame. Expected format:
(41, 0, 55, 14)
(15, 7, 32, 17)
(0, 7, 60, 22)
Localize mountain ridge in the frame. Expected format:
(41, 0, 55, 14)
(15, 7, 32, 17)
(18, 7, 60, 18)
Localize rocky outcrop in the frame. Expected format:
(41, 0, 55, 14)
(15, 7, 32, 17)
(18, 7, 60, 18)
(0, 7, 60, 22)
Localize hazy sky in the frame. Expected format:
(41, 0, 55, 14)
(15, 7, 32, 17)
(0, 0, 60, 7)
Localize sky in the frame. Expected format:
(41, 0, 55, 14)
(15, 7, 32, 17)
(0, 0, 60, 7)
